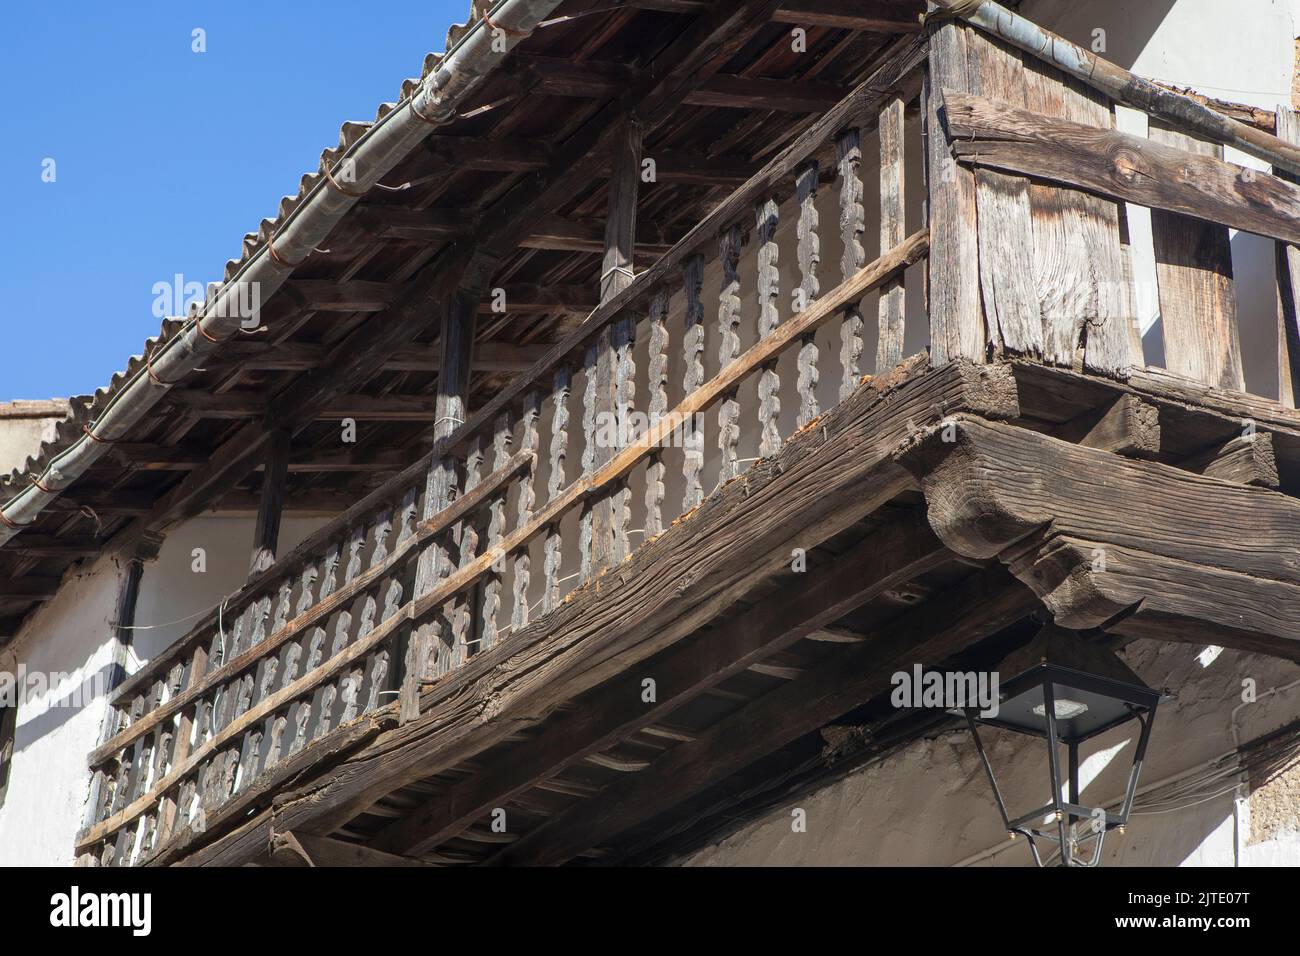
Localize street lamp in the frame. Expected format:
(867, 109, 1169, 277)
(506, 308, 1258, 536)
(962, 627, 1164, 867)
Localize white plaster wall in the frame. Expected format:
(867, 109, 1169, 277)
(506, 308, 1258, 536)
(0, 553, 124, 866)
(0, 414, 62, 476)
(0, 514, 325, 866)
(680, 641, 1300, 867)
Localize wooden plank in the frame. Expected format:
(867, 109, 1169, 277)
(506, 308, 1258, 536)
(161, 358, 1018, 865)
(1275, 106, 1300, 408)
(926, 22, 985, 364)
(1021, 59, 1133, 374)
(369, 509, 950, 856)
(877, 96, 906, 372)
(489, 565, 1036, 865)
(1148, 123, 1244, 391)
(247, 429, 290, 580)
(940, 93, 1300, 247)
(965, 30, 1041, 358)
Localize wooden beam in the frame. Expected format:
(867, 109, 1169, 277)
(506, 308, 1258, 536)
(370, 508, 950, 856)
(489, 565, 1036, 865)
(164, 392, 444, 421)
(247, 429, 290, 580)
(0, 577, 62, 599)
(268, 830, 433, 868)
(941, 91, 1300, 246)
(898, 415, 1300, 656)
(631, 0, 925, 33)
(1182, 433, 1280, 488)
(281, 280, 397, 312)
(3, 535, 101, 558)
(223, 340, 555, 373)
(1051, 394, 1160, 458)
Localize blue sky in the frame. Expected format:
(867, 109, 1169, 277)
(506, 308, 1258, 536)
(0, 0, 468, 401)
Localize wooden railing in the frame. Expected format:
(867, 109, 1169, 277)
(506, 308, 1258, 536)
(76, 37, 930, 865)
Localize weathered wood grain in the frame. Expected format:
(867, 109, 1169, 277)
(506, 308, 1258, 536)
(1148, 123, 1244, 391)
(965, 31, 1041, 358)
(877, 97, 907, 372)
(926, 22, 985, 364)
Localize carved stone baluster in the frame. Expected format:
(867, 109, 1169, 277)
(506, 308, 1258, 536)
(682, 254, 705, 511)
(644, 289, 670, 537)
(837, 126, 866, 399)
(795, 160, 821, 427)
(513, 392, 541, 628)
(480, 412, 511, 651)
(543, 366, 570, 613)
(756, 198, 782, 457)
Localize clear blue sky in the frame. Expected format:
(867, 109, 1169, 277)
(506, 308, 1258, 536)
(0, 0, 468, 401)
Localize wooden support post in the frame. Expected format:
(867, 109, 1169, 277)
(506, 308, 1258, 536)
(1275, 106, 1300, 408)
(591, 120, 643, 571)
(248, 429, 290, 580)
(401, 285, 478, 722)
(82, 532, 162, 846)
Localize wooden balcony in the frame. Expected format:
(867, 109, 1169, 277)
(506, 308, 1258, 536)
(75, 7, 1300, 866)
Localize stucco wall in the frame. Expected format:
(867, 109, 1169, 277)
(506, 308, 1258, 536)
(680, 641, 1300, 867)
(0, 515, 324, 866)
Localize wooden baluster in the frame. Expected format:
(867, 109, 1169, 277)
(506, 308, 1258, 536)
(682, 254, 706, 511)
(513, 392, 542, 627)
(480, 412, 512, 651)
(265, 713, 288, 771)
(877, 99, 907, 374)
(717, 224, 743, 486)
(795, 160, 821, 427)
(357, 508, 394, 721)
(366, 577, 404, 712)
(271, 579, 293, 634)
(644, 289, 670, 537)
(579, 342, 598, 581)
(315, 610, 352, 739)
(425, 460, 464, 681)
(756, 199, 782, 457)
(611, 319, 635, 563)
(543, 366, 571, 613)
(837, 126, 867, 397)
(451, 440, 484, 668)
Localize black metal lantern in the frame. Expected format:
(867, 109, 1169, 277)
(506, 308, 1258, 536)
(962, 627, 1164, 867)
